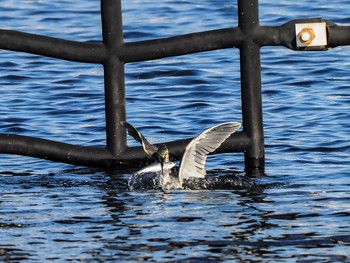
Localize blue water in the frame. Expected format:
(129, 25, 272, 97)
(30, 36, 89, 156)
(0, 0, 350, 262)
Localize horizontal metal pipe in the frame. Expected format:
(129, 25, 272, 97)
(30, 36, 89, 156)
(0, 25, 292, 66)
(0, 29, 107, 63)
(0, 134, 114, 167)
(254, 26, 282, 46)
(328, 26, 350, 47)
(120, 28, 245, 62)
(0, 132, 249, 168)
(1, 23, 348, 65)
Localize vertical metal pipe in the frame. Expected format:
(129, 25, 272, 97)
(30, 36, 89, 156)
(101, 0, 126, 156)
(238, 0, 265, 173)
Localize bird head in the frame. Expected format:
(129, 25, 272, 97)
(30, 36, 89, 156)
(157, 144, 169, 173)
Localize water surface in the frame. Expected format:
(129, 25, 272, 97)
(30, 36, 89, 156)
(0, 0, 349, 262)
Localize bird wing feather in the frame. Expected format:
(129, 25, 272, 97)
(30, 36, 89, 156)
(121, 121, 158, 157)
(178, 122, 241, 181)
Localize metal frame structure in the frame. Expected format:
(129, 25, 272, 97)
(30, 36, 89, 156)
(0, 0, 349, 172)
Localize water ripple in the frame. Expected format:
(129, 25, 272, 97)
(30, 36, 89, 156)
(0, 0, 350, 262)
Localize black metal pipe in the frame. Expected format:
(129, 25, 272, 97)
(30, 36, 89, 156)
(0, 16, 347, 65)
(238, 0, 265, 172)
(0, 29, 107, 63)
(101, 0, 127, 156)
(328, 26, 350, 47)
(0, 26, 283, 65)
(0, 131, 248, 168)
(254, 26, 282, 47)
(0, 134, 114, 167)
(120, 28, 244, 62)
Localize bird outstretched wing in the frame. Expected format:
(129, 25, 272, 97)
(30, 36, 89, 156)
(178, 122, 241, 181)
(121, 121, 158, 157)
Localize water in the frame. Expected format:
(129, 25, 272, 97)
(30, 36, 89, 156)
(0, 0, 350, 261)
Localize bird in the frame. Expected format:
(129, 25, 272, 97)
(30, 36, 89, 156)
(121, 121, 241, 190)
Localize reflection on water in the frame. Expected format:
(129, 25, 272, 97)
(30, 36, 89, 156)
(0, 0, 350, 262)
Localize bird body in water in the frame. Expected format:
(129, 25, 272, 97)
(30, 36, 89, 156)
(121, 121, 243, 190)
(127, 162, 179, 190)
